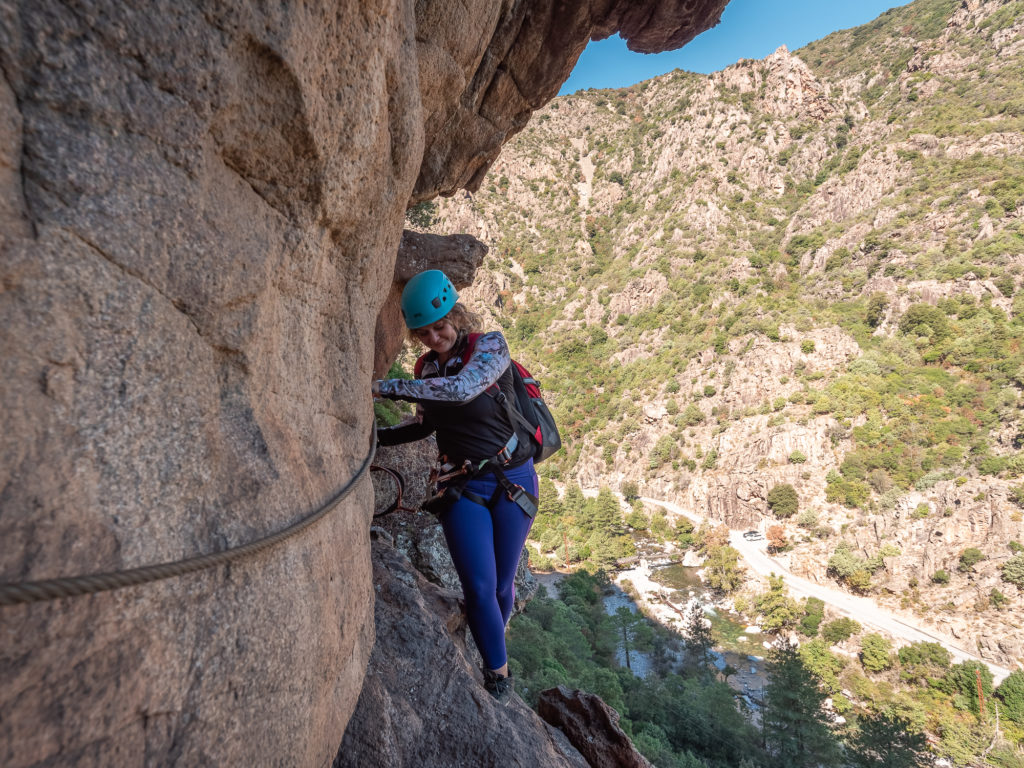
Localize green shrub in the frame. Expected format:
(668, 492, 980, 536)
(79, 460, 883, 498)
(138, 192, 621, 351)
(931, 569, 950, 584)
(996, 670, 1024, 725)
(898, 303, 950, 341)
(821, 617, 861, 644)
(798, 597, 825, 637)
(767, 484, 799, 518)
(800, 339, 816, 354)
(860, 633, 893, 672)
(796, 509, 819, 528)
(898, 641, 951, 683)
(701, 449, 718, 470)
(1001, 554, 1024, 589)
(789, 450, 807, 464)
(958, 548, 985, 572)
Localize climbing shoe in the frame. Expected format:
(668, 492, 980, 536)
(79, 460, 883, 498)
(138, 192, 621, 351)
(482, 668, 514, 705)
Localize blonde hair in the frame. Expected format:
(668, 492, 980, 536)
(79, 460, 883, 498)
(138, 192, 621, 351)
(406, 301, 483, 345)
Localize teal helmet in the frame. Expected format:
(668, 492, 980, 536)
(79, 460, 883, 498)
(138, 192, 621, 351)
(400, 269, 458, 329)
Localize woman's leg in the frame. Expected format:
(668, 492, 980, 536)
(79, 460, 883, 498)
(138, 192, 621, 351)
(439, 492, 507, 671)
(492, 462, 538, 628)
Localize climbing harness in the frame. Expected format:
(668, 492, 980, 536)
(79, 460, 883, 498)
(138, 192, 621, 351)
(421, 454, 538, 519)
(0, 431, 376, 607)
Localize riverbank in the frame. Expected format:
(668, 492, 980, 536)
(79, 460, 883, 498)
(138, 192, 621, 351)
(530, 561, 770, 715)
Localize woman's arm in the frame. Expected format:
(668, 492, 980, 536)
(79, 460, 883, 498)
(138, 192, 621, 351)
(375, 332, 511, 404)
(376, 419, 433, 446)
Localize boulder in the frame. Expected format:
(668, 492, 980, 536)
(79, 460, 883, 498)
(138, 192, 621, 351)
(537, 686, 653, 768)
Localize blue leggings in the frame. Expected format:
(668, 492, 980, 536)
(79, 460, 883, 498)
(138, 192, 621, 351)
(440, 460, 537, 671)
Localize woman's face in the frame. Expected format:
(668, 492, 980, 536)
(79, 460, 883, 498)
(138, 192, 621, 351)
(412, 318, 457, 357)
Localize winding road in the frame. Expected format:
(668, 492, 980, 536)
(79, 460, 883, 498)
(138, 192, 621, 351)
(640, 496, 1013, 684)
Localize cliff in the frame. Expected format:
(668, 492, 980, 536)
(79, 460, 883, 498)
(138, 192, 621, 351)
(0, 0, 728, 765)
(433, 0, 1024, 670)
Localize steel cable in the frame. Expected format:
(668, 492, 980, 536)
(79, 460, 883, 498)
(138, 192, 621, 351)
(0, 432, 376, 607)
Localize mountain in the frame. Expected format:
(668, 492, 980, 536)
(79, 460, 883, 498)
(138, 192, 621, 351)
(428, 0, 1024, 670)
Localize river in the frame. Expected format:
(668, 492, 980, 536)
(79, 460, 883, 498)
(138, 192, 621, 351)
(534, 559, 770, 714)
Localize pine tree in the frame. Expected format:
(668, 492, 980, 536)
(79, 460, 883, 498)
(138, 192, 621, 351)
(683, 600, 713, 669)
(754, 574, 799, 633)
(762, 641, 841, 768)
(562, 482, 585, 520)
(847, 710, 929, 768)
(589, 486, 622, 532)
(537, 476, 563, 518)
(612, 605, 652, 671)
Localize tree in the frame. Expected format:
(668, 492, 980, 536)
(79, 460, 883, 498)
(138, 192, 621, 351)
(767, 524, 787, 552)
(866, 293, 889, 328)
(898, 303, 949, 341)
(612, 605, 652, 672)
(625, 508, 648, 531)
(799, 597, 825, 637)
(767, 483, 799, 518)
(589, 487, 622, 533)
(821, 617, 861, 645)
(828, 542, 874, 592)
(621, 480, 639, 500)
(846, 569, 873, 594)
(898, 642, 951, 684)
(847, 711, 929, 768)
(537, 477, 563, 518)
(939, 661, 995, 716)
(650, 508, 672, 540)
(587, 530, 623, 569)
(799, 638, 847, 693)
(562, 483, 585, 519)
(704, 545, 744, 593)
(755, 575, 799, 633)
(995, 669, 1024, 725)
(405, 200, 437, 229)
(958, 547, 986, 572)
(1001, 553, 1024, 588)
(698, 523, 730, 554)
(683, 600, 714, 669)
(762, 642, 841, 768)
(859, 633, 893, 673)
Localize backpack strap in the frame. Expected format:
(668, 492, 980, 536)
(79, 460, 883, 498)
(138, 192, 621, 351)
(414, 332, 481, 379)
(492, 386, 534, 436)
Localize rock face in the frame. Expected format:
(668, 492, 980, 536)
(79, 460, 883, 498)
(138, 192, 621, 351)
(537, 686, 654, 768)
(337, 532, 590, 768)
(0, 0, 728, 765)
(374, 230, 488, 378)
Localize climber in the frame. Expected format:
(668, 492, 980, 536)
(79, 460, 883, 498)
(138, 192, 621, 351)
(372, 269, 538, 705)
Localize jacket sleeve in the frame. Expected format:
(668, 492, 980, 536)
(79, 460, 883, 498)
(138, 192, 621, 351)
(376, 419, 434, 446)
(375, 332, 511, 404)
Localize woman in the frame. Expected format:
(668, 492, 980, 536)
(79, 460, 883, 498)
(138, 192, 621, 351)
(372, 269, 538, 704)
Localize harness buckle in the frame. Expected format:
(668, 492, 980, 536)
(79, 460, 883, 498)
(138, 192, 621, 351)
(495, 432, 519, 465)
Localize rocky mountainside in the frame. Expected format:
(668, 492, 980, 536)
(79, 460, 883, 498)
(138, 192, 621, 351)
(431, 0, 1024, 670)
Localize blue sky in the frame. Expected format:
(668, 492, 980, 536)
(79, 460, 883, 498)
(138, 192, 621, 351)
(560, 0, 911, 94)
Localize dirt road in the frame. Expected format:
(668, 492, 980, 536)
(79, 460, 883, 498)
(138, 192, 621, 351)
(640, 496, 1013, 684)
